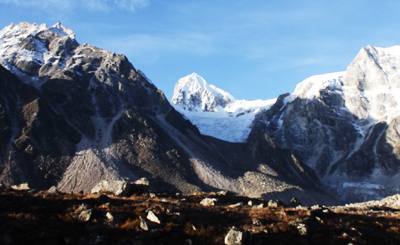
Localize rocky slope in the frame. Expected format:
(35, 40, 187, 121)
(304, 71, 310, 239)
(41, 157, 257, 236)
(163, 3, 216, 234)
(0, 22, 329, 203)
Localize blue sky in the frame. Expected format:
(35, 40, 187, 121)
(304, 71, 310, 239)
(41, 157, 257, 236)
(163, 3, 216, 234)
(1, 0, 400, 100)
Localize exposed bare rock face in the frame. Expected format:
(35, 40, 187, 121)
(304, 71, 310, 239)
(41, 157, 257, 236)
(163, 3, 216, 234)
(0, 22, 331, 204)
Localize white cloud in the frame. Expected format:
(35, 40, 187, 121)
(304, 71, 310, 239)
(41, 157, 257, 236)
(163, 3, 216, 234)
(0, 0, 150, 12)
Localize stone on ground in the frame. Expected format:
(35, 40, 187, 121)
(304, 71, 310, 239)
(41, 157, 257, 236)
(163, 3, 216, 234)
(224, 227, 243, 245)
(200, 198, 217, 207)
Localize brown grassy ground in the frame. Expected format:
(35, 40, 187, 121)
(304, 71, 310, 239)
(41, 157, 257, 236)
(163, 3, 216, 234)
(0, 190, 399, 244)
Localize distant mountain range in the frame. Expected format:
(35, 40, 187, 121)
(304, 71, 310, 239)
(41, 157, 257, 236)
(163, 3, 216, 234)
(172, 45, 400, 202)
(1, 22, 400, 203)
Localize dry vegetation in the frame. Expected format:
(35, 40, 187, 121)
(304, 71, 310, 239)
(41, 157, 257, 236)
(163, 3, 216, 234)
(0, 190, 400, 244)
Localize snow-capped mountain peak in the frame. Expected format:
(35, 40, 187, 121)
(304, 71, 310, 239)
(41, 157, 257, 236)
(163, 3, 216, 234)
(342, 44, 400, 122)
(280, 44, 400, 123)
(286, 71, 345, 102)
(0, 22, 77, 87)
(0, 22, 75, 44)
(172, 72, 234, 112)
(48, 22, 76, 39)
(171, 73, 276, 142)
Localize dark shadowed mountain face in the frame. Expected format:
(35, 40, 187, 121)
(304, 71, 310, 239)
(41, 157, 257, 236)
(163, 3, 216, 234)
(0, 22, 332, 204)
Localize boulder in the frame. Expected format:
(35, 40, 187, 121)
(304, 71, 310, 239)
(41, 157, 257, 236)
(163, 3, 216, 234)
(47, 186, 58, 194)
(90, 180, 128, 196)
(253, 203, 264, 209)
(146, 211, 160, 224)
(105, 212, 114, 222)
(296, 223, 307, 236)
(139, 216, 148, 231)
(228, 202, 243, 208)
(11, 183, 30, 191)
(134, 177, 150, 186)
(267, 200, 280, 208)
(224, 227, 243, 245)
(200, 198, 217, 207)
(78, 208, 92, 222)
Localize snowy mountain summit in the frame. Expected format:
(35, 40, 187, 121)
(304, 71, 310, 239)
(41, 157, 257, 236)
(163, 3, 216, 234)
(250, 44, 400, 201)
(172, 72, 234, 112)
(0, 22, 77, 88)
(171, 73, 275, 142)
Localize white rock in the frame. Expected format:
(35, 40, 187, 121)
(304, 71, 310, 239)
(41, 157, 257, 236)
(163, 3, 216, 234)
(228, 202, 243, 208)
(200, 197, 217, 207)
(139, 216, 148, 231)
(315, 216, 323, 224)
(267, 200, 279, 208)
(217, 190, 228, 196)
(134, 177, 149, 186)
(252, 218, 261, 225)
(11, 182, 30, 191)
(105, 212, 114, 222)
(146, 211, 160, 224)
(90, 180, 127, 196)
(224, 227, 243, 245)
(78, 209, 92, 222)
(247, 200, 253, 206)
(253, 203, 264, 209)
(310, 204, 321, 210)
(296, 223, 307, 236)
(47, 186, 58, 194)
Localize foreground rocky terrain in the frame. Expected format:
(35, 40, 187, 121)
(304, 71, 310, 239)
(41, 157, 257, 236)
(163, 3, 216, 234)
(0, 188, 400, 245)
